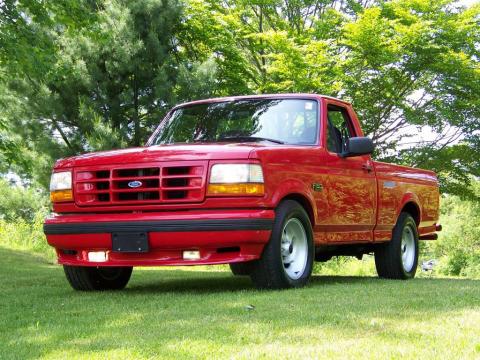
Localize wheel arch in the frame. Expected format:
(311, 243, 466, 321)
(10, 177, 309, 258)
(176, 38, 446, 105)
(278, 193, 316, 226)
(399, 200, 421, 226)
(270, 178, 317, 226)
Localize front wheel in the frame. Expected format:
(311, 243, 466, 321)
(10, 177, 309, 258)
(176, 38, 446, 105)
(63, 265, 133, 291)
(374, 212, 419, 279)
(250, 200, 314, 289)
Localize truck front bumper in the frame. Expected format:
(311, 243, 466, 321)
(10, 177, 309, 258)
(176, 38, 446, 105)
(44, 209, 274, 267)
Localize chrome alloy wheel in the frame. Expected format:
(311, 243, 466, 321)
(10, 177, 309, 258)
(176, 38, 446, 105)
(401, 226, 416, 272)
(281, 218, 308, 280)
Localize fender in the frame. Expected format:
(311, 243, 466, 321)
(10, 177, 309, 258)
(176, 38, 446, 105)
(269, 178, 317, 225)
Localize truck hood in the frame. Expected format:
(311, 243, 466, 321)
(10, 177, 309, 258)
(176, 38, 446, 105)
(54, 143, 265, 168)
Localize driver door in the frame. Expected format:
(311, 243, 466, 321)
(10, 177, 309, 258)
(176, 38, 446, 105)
(322, 102, 377, 243)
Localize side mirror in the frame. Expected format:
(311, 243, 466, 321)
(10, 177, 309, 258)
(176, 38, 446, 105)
(341, 137, 374, 157)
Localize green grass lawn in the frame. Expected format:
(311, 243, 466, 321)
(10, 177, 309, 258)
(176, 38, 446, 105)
(0, 247, 479, 359)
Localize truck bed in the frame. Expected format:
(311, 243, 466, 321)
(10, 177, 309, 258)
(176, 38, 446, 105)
(373, 161, 439, 241)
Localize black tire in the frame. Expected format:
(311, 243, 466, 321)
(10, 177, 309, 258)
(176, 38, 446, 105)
(229, 262, 254, 276)
(374, 212, 419, 279)
(250, 200, 314, 289)
(63, 265, 133, 291)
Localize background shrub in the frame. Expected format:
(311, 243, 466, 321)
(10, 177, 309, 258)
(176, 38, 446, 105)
(0, 180, 55, 261)
(0, 179, 48, 222)
(426, 193, 480, 277)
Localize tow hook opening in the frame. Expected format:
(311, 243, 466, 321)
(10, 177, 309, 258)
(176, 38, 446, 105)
(61, 249, 77, 256)
(216, 246, 240, 254)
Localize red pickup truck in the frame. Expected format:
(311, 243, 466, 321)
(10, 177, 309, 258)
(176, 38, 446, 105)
(44, 94, 440, 291)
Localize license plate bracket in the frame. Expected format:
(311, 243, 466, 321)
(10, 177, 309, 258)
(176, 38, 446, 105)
(112, 232, 149, 253)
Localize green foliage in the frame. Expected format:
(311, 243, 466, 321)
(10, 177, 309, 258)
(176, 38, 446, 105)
(0, 122, 19, 173)
(0, 0, 188, 185)
(313, 255, 377, 277)
(56, 0, 183, 146)
(427, 189, 480, 277)
(0, 179, 48, 222)
(0, 0, 479, 197)
(180, 0, 480, 199)
(0, 213, 53, 260)
(0, 180, 52, 259)
(0, 85, 31, 173)
(175, 57, 221, 101)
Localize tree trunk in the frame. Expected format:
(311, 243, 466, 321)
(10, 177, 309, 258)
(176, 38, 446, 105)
(259, 5, 266, 88)
(52, 117, 74, 151)
(132, 73, 140, 146)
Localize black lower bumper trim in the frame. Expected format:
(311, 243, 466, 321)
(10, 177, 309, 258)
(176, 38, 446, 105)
(43, 218, 274, 235)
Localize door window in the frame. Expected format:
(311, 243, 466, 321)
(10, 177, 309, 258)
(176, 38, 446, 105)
(326, 105, 356, 154)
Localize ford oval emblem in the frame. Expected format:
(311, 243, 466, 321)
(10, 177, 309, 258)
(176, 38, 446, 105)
(128, 180, 143, 188)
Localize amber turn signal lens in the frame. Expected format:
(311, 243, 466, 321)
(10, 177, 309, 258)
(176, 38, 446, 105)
(50, 189, 73, 202)
(207, 183, 264, 196)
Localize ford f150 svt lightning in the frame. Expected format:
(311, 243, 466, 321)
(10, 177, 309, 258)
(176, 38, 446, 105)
(44, 94, 441, 290)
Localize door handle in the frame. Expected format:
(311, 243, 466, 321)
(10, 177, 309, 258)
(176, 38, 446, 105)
(362, 163, 373, 173)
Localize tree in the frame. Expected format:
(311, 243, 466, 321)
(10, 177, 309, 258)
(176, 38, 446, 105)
(340, 1, 480, 199)
(180, 0, 480, 198)
(0, 0, 478, 197)
(0, 0, 99, 185)
(0, 0, 187, 186)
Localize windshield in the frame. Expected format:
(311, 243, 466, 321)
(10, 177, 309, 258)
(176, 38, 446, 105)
(148, 99, 319, 146)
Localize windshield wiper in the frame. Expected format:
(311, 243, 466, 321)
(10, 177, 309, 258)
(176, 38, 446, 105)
(218, 136, 285, 144)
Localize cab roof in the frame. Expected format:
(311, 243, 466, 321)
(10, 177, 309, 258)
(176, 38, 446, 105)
(174, 93, 351, 109)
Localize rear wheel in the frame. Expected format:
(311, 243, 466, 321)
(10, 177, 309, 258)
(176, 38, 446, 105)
(63, 265, 133, 291)
(250, 200, 314, 289)
(374, 212, 419, 279)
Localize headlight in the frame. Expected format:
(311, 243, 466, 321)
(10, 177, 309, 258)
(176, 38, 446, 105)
(208, 164, 264, 196)
(49, 171, 73, 202)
